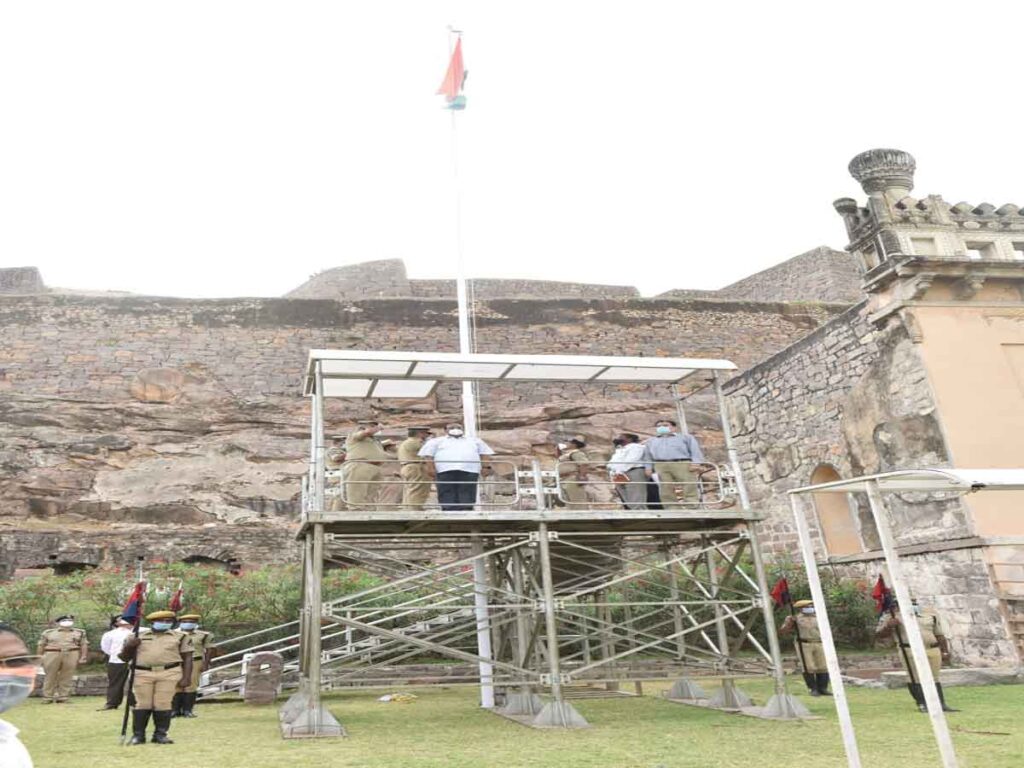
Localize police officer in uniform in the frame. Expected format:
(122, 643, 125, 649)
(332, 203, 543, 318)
(344, 421, 390, 508)
(172, 613, 212, 718)
(398, 427, 433, 510)
(876, 598, 957, 713)
(557, 436, 590, 506)
(325, 436, 348, 512)
(779, 599, 830, 696)
(36, 614, 88, 703)
(120, 610, 193, 745)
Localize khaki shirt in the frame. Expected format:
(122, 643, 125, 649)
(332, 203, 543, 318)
(136, 629, 193, 666)
(38, 627, 87, 653)
(558, 449, 588, 477)
(325, 447, 346, 468)
(345, 433, 390, 462)
(398, 437, 424, 464)
(794, 613, 822, 642)
(878, 612, 945, 648)
(184, 629, 213, 660)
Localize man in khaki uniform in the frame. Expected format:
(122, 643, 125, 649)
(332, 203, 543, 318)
(643, 419, 704, 508)
(398, 427, 433, 510)
(172, 613, 212, 718)
(36, 614, 88, 703)
(876, 598, 957, 713)
(779, 599, 830, 696)
(557, 436, 590, 506)
(344, 421, 390, 508)
(325, 436, 348, 512)
(121, 610, 193, 745)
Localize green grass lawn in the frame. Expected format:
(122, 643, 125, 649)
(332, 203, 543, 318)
(8, 678, 1023, 768)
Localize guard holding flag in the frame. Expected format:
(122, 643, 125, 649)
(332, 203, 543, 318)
(779, 600, 831, 696)
(120, 611, 193, 745)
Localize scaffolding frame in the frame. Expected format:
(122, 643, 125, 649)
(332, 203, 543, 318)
(280, 351, 809, 737)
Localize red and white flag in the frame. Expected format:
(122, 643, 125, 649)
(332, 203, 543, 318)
(437, 38, 467, 106)
(168, 580, 184, 613)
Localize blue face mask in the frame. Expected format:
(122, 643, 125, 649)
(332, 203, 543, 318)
(179, 622, 198, 631)
(0, 674, 34, 714)
(655, 426, 672, 435)
(152, 621, 174, 632)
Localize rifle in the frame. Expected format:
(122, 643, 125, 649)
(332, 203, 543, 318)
(875, 575, 916, 686)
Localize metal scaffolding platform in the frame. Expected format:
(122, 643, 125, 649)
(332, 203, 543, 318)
(271, 350, 809, 737)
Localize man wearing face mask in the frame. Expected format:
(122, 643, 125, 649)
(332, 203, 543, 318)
(876, 598, 957, 713)
(607, 433, 648, 510)
(344, 421, 391, 508)
(99, 616, 134, 710)
(779, 599, 831, 696)
(120, 611, 193, 745)
(172, 614, 212, 719)
(35, 614, 88, 704)
(398, 427, 434, 510)
(418, 423, 495, 511)
(643, 419, 705, 509)
(556, 436, 589, 506)
(0, 623, 37, 768)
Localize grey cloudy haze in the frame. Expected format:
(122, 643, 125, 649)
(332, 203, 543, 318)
(2, 2, 1023, 298)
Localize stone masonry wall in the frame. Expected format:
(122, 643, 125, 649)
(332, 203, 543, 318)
(409, 278, 640, 300)
(0, 267, 46, 295)
(723, 306, 1013, 663)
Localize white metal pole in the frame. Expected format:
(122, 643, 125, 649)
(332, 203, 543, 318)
(864, 481, 959, 768)
(671, 384, 689, 434)
(471, 535, 496, 709)
(790, 493, 862, 768)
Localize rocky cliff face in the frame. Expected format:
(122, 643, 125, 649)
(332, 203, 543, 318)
(0, 291, 849, 575)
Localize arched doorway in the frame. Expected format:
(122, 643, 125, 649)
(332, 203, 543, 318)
(810, 465, 863, 557)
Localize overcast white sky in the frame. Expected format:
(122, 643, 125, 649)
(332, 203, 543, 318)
(3, 2, 1023, 298)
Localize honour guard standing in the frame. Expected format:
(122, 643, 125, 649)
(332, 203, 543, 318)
(557, 436, 590, 505)
(779, 599, 831, 696)
(876, 598, 958, 713)
(36, 614, 88, 703)
(120, 610, 193, 745)
(173, 613, 212, 718)
(398, 427, 433, 510)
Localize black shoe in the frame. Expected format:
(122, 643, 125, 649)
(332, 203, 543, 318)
(815, 673, 832, 696)
(170, 692, 183, 718)
(98, 704, 119, 711)
(801, 673, 816, 694)
(151, 711, 174, 744)
(908, 683, 927, 712)
(183, 692, 198, 717)
(130, 709, 152, 744)
(936, 683, 959, 713)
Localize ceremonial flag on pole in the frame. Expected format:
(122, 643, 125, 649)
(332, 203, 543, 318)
(437, 37, 467, 109)
(122, 581, 147, 626)
(168, 580, 184, 613)
(769, 577, 791, 608)
(871, 575, 893, 616)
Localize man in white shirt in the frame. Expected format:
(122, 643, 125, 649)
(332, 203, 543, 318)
(607, 433, 648, 510)
(0, 623, 36, 768)
(99, 616, 133, 710)
(418, 423, 495, 511)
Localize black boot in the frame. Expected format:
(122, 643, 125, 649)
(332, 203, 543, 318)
(128, 709, 152, 745)
(936, 684, 959, 713)
(802, 673, 819, 696)
(170, 692, 183, 718)
(908, 683, 927, 712)
(151, 710, 174, 744)
(183, 692, 198, 718)
(815, 673, 832, 696)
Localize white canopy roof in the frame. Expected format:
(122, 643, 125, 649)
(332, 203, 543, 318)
(789, 468, 1024, 495)
(304, 350, 737, 398)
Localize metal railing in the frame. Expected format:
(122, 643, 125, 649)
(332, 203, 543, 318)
(553, 460, 736, 508)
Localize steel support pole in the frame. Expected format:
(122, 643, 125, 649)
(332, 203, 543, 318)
(313, 361, 326, 512)
(471, 534, 496, 709)
(864, 481, 959, 768)
(308, 523, 325, 724)
(790, 494, 861, 767)
(671, 383, 689, 434)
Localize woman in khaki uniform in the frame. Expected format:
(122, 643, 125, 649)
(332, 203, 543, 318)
(557, 436, 589, 506)
(779, 599, 830, 696)
(36, 614, 88, 703)
(173, 613, 212, 718)
(121, 610, 193, 745)
(876, 599, 957, 713)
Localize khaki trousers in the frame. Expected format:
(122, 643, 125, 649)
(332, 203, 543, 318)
(41, 650, 79, 700)
(561, 479, 587, 505)
(654, 461, 698, 508)
(796, 640, 827, 674)
(344, 462, 383, 507)
(401, 464, 431, 509)
(133, 667, 182, 710)
(183, 658, 204, 693)
(899, 645, 942, 680)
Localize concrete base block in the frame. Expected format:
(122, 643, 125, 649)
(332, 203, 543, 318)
(497, 691, 545, 716)
(665, 678, 708, 700)
(708, 683, 753, 710)
(278, 689, 310, 723)
(280, 705, 346, 739)
(759, 693, 812, 720)
(881, 666, 1023, 689)
(530, 701, 590, 729)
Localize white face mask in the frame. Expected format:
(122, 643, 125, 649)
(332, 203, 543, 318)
(58, 620, 74, 628)
(557, 443, 567, 451)
(801, 607, 815, 615)
(655, 425, 672, 435)
(447, 429, 464, 437)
